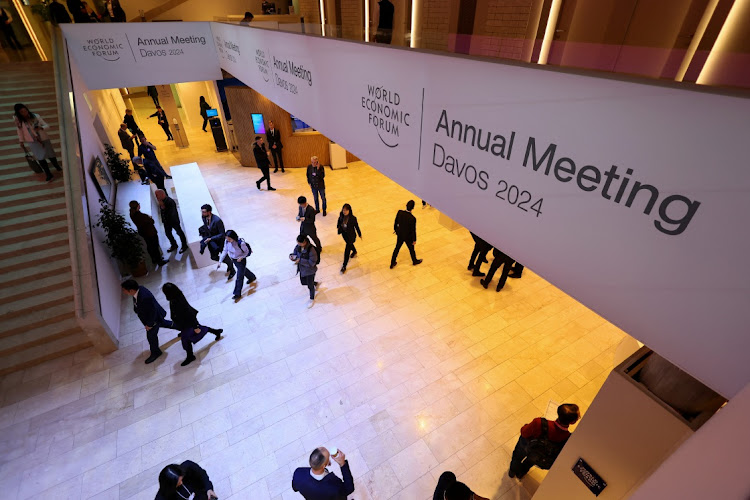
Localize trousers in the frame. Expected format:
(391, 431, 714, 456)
(486, 255, 514, 290)
(311, 187, 326, 212)
(258, 166, 271, 188)
(231, 258, 257, 297)
(509, 437, 535, 478)
(143, 234, 163, 265)
(271, 147, 284, 171)
(342, 235, 357, 268)
(300, 273, 316, 299)
(146, 318, 176, 356)
(160, 123, 173, 140)
(391, 237, 417, 265)
(165, 222, 187, 249)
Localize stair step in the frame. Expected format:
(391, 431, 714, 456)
(0, 261, 71, 287)
(0, 317, 80, 356)
(0, 211, 67, 231)
(0, 232, 69, 260)
(0, 221, 68, 241)
(0, 250, 68, 276)
(0, 183, 64, 207)
(0, 197, 66, 216)
(0, 287, 74, 318)
(0, 309, 75, 339)
(0, 177, 63, 193)
(0, 335, 93, 378)
(0, 276, 72, 305)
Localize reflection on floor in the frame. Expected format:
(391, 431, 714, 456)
(0, 96, 626, 499)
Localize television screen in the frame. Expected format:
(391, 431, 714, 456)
(252, 113, 266, 134)
(206, 109, 218, 117)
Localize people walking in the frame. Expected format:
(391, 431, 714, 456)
(157, 461, 218, 500)
(390, 200, 422, 269)
(480, 247, 514, 292)
(118, 123, 135, 160)
(132, 156, 166, 191)
(292, 447, 355, 499)
(306, 155, 327, 215)
(290, 234, 319, 308)
(123, 109, 140, 143)
(148, 106, 174, 140)
(468, 232, 491, 276)
(162, 282, 223, 366)
(147, 85, 160, 107)
(121, 279, 178, 364)
(336, 203, 361, 274)
(155, 189, 187, 253)
(509, 403, 580, 479)
(199, 96, 211, 132)
(129, 200, 168, 267)
(266, 119, 284, 172)
(217, 230, 257, 302)
(199, 204, 233, 273)
(137, 132, 170, 178)
(253, 136, 275, 190)
(14, 103, 61, 182)
(1, 7, 22, 50)
(297, 196, 322, 259)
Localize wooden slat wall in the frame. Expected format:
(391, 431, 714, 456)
(225, 86, 359, 169)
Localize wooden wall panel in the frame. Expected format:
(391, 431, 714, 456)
(225, 86, 359, 169)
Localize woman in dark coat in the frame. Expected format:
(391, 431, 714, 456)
(336, 203, 362, 274)
(156, 461, 217, 500)
(162, 283, 222, 366)
(199, 96, 211, 132)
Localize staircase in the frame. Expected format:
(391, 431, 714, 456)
(0, 62, 93, 376)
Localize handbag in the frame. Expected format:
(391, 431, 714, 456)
(21, 146, 43, 174)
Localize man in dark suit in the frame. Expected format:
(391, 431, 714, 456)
(200, 203, 233, 273)
(297, 196, 322, 259)
(480, 247, 515, 292)
(266, 120, 285, 173)
(390, 200, 422, 269)
(253, 136, 276, 191)
(121, 279, 177, 363)
(129, 200, 168, 268)
(468, 231, 491, 276)
(118, 123, 135, 160)
(292, 447, 355, 500)
(132, 156, 166, 191)
(155, 189, 187, 253)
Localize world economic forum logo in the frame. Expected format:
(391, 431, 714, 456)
(82, 37, 126, 62)
(361, 84, 411, 148)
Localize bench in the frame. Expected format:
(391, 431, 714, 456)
(169, 162, 216, 269)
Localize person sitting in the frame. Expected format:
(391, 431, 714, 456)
(508, 403, 581, 479)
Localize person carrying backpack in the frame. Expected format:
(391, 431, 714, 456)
(508, 403, 580, 479)
(218, 229, 256, 302)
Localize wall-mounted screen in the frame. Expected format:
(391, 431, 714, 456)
(251, 113, 265, 134)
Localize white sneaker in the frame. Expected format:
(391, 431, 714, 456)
(307, 298, 315, 308)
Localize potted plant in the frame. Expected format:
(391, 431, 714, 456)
(104, 144, 132, 183)
(95, 199, 147, 276)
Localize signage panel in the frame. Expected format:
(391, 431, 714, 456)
(572, 458, 607, 496)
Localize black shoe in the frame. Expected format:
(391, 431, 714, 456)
(350, 252, 357, 259)
(509, 271, 522, 279)
(480, 279, 489, 289)
(467, 264, 474, 271)
(159, 259, 169, 266)
(390, 262, 397, 269)
(233, 295, 241, 302)
(323, 210, 327, 216)
(145, 352, 162, 364)
(181, 355, 197, 366)
(315, 209, 320, 214)
(281, 169, 285, 173)
(472, 271, 486, 277)
(496, 284, 505, 292)
(413, 259, 423, 266)
(340, 266, 346, 274)
(247, 276, 256, 284)
(45, 176, 54, 182)
(179, 247, 188, 254)
(214, 329, 223, 339)
(165, 175, 173, 179)
(167, 246, 178, 252)
(256, 180, 261, 190)
(508, 470, 516, 479)
(268, 187, 276, 191)
(227, 271, 236, 281)
(273, 169, 279, 173)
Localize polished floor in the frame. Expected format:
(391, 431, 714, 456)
(0, 96, 626, 499)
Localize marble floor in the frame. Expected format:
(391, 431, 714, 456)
(0, 96, 627, 499)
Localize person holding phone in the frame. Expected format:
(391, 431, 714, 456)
(156, 461, 218, 500)
(290, 234, 319, 308)
(292, 447, 355, 499)
(217, 229, 256, 302)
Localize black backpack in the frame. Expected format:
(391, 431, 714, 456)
(238, 238, 252, 256)
(525, 418, 566, 470)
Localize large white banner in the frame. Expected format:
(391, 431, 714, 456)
(64, 23, 750, 397)
(62, 23, 221, 89)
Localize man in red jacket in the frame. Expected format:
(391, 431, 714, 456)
(509, 403, 580, 479)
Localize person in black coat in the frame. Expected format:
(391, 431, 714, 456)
(118, 123, 135, 160)
(123, 109, 140, 144)
(297, 196, 322, 260)
(292, 447, 355, 500)
(148, 106, 174, 140)
(336, 203, 361, 274)
(253, 136, 275, 191)
(132, 156, 166, 191)
(162, 283, 222, 366)
(265, 119, 285, 172)
(121, 279, 178, 364)
(200, 204, 234, 272)
(468, 231, 491, 276)
(49, 0, 72, 24)
(480, 247, 515, 292)
(155, 189, 187, 253)
(390, 200, 422, 269)
(306, 156, 327, 215)
(147, 85, 160, 107)
(129, 200, 168, 268)
(156, 461, 217, 500)
(67, 0, 87, 22)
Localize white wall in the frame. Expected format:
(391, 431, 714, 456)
(631, 382, 750, 500)
(70, 58, 127, 340)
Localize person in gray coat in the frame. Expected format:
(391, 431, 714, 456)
(290, 234, 319, 308)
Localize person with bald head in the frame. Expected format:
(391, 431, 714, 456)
(292, 447, 354, 500)
(155, 189, 187, 253)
